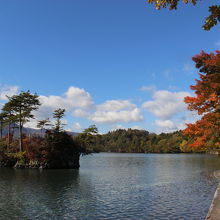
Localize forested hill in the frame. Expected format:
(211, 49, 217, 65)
(91, 129, 196, 153)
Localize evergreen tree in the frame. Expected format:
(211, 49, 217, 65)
(0, 112, 6, 139)
(75, 125, 99, 154)
(53, 108, 65, 132)
(1, 102, 17, 148)
(37, 118, 50, 137)
(6, 91, 40, 152)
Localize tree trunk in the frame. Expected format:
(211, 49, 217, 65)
(8, 122, 10, 149)
(28, 133, 31, 145)
(19, 107, 22, 152)
(19, 124, 22, 152)
(0, 121, 2, 139)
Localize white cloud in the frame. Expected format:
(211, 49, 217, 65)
(131, 125, 143, 130)
(142, 89, 193, 133)
(34, 86, 94, 120)
(142, 90, 190, 120)
(64, 87, 94, 110)
(10, 87, 144, 129)
(25, 119, 39, 129)
(97, 100, 135, 111)
(0, 85, 19, 100)
(155, 120, 177, 132)
(154, 116, 195, 133)
(32, 105, 54, 121)
(39, 95, 66, 109)
(154, 119, 188, 133)
(89, 108, 144, 124)
(87, 99, 144, 124)
(110, 124, 125, 131)
(154, 112, 199, 133)
(39, 86, 94, 111)
(25, 117, 68, 130)
(110, 124, 143, 132)
(72, 109, 89, 118)
(72, 122, 81, 131)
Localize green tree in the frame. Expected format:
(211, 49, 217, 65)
(6, 91, 40, 152)
(147, 0, 220, 30)
(180, 140, 192, 152)
(53, 108, 65, 132)
(83, 124, 98, 135)
(75, 125, 99, 154)
(91, 129, 185, 153)
(41, 131, 82, 169)
(1, 102, 17, 148)
(40, 109, 84, 168)
(37, 118, 50, 137)
(0, 112, 6, 139)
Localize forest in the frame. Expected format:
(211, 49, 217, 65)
(80, 128, 200, 154)
(0, 50, 219, 168)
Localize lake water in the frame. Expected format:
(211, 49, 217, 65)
(0, 153, 220, 220)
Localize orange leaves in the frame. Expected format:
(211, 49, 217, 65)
(208, 93, 218, 102)
(184, 96, 195, 104)
(183, 51, 220, 150)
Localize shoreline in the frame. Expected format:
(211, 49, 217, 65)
(206, 170, 220, 220)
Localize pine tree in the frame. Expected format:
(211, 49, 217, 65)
(6, 91, 41, 151)
(53, 108, 66, 132)
(37, 118, 50, 137)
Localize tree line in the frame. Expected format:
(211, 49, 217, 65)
(81, 49, 220, 155)
(0, 50, 219, 162)
(82, 128, 200, 154)
(0, 92, 89, 169)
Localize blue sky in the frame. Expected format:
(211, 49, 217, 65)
(0, 0, 219, 133)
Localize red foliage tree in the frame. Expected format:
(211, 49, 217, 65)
(183, 50, 220, 151)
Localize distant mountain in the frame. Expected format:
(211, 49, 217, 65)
(1, 125, 78, 138)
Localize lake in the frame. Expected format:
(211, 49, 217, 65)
(0, 153, 220, 220)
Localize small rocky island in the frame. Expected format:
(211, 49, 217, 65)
(0, 91, 93, 169)
(0, 130, 82, 169)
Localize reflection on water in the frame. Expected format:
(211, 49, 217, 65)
(0, 153, 220, 219)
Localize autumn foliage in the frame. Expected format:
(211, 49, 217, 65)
(183, 50, 220, 150)
(147, 0, 220, 30)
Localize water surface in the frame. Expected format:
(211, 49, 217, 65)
(0, 153, 220, 219)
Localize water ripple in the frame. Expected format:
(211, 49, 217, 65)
(0, 153, 219, 219)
